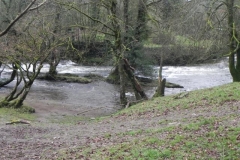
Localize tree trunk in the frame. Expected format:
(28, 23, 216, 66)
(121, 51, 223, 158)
(111, 0, 127, 105)
(12, 84, 31, 108)
(154, 54, 166, 97)
(123, 0, 130, 43)
(135, 0, 148, 41)
(0, 62, 42, 110)
(47, 3, 61, 79)
(47, 51, 59, 79)
(0, 64, 17, 87)
(106, 66, 119, 84)
(154, 78, 166, 97)
(123, 58, 148, 100)
(118, 59, 127, 105)
(227, 0, 240, 82)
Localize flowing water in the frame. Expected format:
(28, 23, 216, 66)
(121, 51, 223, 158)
(0, 60, 232, 116)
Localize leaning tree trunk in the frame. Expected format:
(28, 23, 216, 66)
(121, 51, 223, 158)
(0, 62, 42, 110)
(0, 64, 17, 87)
(106, 66, 119, 84)
(12, 82, 33, 109)
(123, 58, 148, 100)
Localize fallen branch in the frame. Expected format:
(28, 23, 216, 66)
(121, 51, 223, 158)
(6, 119, 31, 125)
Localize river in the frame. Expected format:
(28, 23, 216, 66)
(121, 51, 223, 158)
(0, 60, 232, 117)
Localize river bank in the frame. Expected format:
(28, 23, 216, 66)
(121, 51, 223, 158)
(0, 82, 239, 159)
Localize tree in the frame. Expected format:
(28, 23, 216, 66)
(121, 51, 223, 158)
(207, 0, 240, 81)
(226, 0, 240, 81)
(47, 2, 62, 79)
(59, 0, 148, 105)
(0, 24, 64, 110)
(0, 0, 47, 87)
(0, 0, 68, 110)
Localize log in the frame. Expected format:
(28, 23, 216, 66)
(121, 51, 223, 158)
(166, 82, 184, 88)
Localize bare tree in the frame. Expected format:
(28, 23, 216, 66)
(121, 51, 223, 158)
(0, 0, 47, 87)
(0, 25, 64, 110)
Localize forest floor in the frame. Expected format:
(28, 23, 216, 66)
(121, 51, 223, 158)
(0, 83, 239, 159)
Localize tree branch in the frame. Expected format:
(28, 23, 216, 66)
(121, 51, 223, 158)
(0, 0, 38, 37)
(29, 0, 48, 11)
(147, 0, 162, 7)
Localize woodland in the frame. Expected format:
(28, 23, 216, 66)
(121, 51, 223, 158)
(0, 1, 240, 159)
(0, 0, 239, 109)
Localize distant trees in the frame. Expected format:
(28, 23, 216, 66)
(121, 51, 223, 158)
(148, 0, 227, 66)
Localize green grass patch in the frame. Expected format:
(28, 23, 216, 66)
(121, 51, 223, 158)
(175, 35, 212, 48)
(0, 107, 35, 122)
(115, 82, 240, 117)
(80, 122, 240, 159)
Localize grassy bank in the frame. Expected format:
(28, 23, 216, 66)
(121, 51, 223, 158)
(0, 83, 239, 159)
(59, 82, 240, 159)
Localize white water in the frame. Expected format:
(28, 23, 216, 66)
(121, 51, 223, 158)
(158, 60, 231, 93)
(0, 60, 232, 94)
(0, 60, 232, 114)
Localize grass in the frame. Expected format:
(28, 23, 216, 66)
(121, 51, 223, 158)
(143, 35, 209, 49)
(115, 82, 240, 117)
(0, 107, 36, 123)
(76, 118, 239, 159)
(57, 82, 240, 159)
